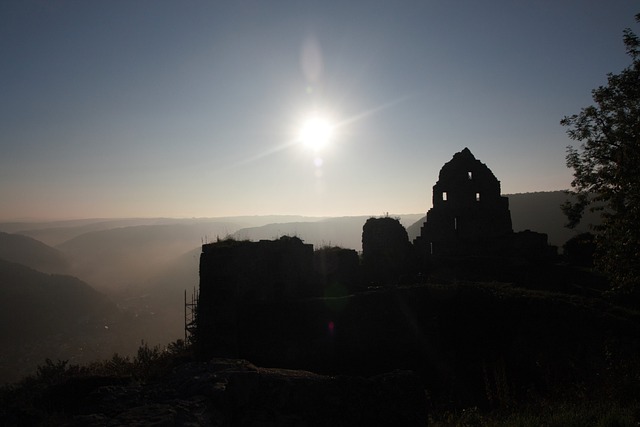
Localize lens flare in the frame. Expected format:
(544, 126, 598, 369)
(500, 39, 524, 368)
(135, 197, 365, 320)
(299, 115, 333, 151)
(328, 320, 335, 336)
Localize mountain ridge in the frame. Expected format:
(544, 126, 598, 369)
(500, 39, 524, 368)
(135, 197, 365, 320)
(0, 232, 70, 274)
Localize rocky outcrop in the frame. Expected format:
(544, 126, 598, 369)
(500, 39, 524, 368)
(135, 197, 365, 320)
(2, 359, 426, 426)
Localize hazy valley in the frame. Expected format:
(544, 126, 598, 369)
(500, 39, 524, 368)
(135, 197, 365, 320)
(0, 191, 596, 384)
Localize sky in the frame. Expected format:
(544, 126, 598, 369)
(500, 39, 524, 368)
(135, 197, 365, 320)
(1, 1, 638, 220)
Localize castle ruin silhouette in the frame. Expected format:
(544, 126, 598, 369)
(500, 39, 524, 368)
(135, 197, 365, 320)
(195, 148, 555, 360)
(414, 147, 512, 256)
(414, 147, 552, 259)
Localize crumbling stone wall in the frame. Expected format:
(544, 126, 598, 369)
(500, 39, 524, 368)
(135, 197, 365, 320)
(415, 148, 513, 256)
(361, 217, 415, 285)
(313, 246, 360, 296)
(197, 236, 314, 358)
(196, 148, 558, 361)
(512, 229, 556, 258)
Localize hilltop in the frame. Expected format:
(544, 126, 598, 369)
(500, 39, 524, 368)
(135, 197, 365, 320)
(0, 232, 69, 274)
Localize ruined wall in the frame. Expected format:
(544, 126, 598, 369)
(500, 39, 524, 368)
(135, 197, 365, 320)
(416, 148, 513, 256)
(361, 217, 415, 285)
(512, 230, 557, 259)
(197, 236, 314, 358)
(313, 246, 361, 296)
(196, 149, 558, 360)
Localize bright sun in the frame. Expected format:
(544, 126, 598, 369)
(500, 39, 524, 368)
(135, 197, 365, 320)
(299, 115, 334, 151)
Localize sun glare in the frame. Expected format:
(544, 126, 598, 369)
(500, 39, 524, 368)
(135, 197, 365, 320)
(299, 115, 334, 151)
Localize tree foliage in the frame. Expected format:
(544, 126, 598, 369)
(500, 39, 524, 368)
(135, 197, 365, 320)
(561, 13, 640, 291)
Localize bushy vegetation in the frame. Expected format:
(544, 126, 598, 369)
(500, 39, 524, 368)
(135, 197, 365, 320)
(0, 339, 191, 424)
(562, 13, 640, 293)
(563, 232, 596, 267)
(34, 339, 190, 382)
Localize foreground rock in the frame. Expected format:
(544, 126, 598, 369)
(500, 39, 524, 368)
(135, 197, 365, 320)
(2, 359, 426, 426)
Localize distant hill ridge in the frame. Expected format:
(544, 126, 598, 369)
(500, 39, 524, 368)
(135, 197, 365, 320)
(54, 222, 248, 291)
(0, 216, 327, 247)
(0, 258, 115, 342)
(0, 231, 69, 274)
(232, 215, 424, 251)
(1, 192, 590, 250)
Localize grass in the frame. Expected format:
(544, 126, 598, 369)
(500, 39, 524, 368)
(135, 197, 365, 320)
(430, 400, 640, 427)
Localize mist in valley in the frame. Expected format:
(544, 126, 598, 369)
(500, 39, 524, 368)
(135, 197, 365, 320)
(0, 191, 594, 384)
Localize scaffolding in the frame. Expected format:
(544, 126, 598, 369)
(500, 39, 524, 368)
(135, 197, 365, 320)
(184, 287, 198, 344)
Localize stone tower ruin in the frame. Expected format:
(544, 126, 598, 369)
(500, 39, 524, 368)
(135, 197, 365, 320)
(415, 148, 513, 256)
(196, 236, 314, 358)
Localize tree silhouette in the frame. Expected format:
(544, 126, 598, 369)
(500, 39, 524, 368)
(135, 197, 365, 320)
(561, 13, 640, 292)
(563, 232, 596, 267)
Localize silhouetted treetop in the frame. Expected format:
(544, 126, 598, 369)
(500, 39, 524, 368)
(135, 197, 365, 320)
(561, 13, 640, 292)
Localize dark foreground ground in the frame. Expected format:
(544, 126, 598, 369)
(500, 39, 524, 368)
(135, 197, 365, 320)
(1, 357, 425, 426)
(2, 349, 639, 426)
(2, 280, 640, 426)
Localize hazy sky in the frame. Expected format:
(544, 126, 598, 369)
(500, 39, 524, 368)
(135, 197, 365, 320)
(1, 1, 637, 220)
